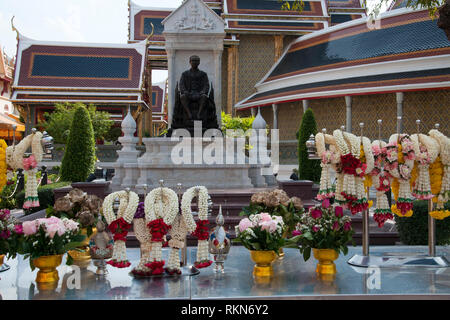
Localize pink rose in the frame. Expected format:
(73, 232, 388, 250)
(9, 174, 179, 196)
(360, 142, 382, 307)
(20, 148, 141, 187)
(46, 223, 60, 239)
(23, 221, 37, 235)
(292, 230, 302, 237)
(335, 206, 344, 218)
(259, 212, 272, 222)
(238, 218, 253, 233)
(332, 221, 340, 231)
(14, 224, 24, 235)
(46, 216, 62, 225)
(322, 198, 330, 209)
(310, 209, 322, 219)
(344, 222, 352, 231)
(260, 220, 278, 233)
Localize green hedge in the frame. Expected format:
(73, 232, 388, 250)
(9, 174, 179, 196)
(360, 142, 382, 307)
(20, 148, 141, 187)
(395, 200, 450, 245)
(15, 181, 72, 215)
(297, 108, 321, 183)
(60, 105, 96, 182)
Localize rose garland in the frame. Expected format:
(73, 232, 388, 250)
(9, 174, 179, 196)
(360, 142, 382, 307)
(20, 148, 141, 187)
(181, 186, 212, 269)
(315, 133, 340, 200)
(386, 134, 415, 217)
(144, 187, 179, 275)
(428, 129, 450, 219)
(102, 190, 139, 268)
(333, 130, 368, 214)
(410, 134, 439, 200)
(370, 140, 393, 227)
(6, 132, 44, 209)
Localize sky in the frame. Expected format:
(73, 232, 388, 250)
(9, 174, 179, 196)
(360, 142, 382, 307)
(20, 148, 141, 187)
(0, 0, 387, 83)
(0, 0, 183, 82)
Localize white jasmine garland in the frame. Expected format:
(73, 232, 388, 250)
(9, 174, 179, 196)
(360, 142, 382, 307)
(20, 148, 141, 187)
(181, 186, 212, 267)
(144, 187, 179, 225)
(101, 190, 139, 267)
(144, 187, 179, 274)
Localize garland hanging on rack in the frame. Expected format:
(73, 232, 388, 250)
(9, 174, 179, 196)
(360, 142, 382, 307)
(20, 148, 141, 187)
(333, 129, 369, 214)
(386, 134, 416, 217)
(428, 129, 450, 219)
(410, 134, 439, 200)
(315, 132, 340, 200)
(181, 186, 212, 269)
(370, 140, 393, 227)
(144, 187, 179, 275)
(102, 190, 139, 268)
(6, 131, 43, 209)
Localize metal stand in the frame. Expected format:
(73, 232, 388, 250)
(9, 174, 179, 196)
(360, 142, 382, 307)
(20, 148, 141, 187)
(0, 264, 10, 272)
(347, 121, 449, 268)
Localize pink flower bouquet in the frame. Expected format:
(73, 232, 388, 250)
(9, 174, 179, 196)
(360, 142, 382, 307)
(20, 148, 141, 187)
(20, 217, 86, 267)
(235, 212, 287, 255)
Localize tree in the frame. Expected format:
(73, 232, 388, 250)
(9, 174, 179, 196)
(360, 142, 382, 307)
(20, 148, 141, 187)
(297, 108, 321, 182)
(39, 102, 113, 144)
(279, 0, 449, 40)
(60, 105, 96, 182)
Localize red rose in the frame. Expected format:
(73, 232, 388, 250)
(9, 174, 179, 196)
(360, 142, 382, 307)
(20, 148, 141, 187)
(108, 218, 132, 242)
(192, 220, 210, 241)
(147, 219, 171, 242)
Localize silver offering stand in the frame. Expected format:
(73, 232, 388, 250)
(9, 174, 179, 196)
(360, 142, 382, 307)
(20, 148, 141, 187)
(208, 205, 231, 273)
(306, 121, 449, 268)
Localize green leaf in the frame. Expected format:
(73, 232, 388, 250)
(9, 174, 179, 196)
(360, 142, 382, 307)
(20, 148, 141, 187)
(66, 253, 74, 266)
(303, 246, 311, 261)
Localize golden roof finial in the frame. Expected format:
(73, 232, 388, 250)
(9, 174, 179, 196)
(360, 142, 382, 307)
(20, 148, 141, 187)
(145, 22, 155, 46)
(11, 16, 20, 41)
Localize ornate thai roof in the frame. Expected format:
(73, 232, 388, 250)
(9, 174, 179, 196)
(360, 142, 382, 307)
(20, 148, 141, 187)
(11, 34, 149, 107)
(129, 0, 366, 40)
(234, 8, 450, 110)
(150, 80, 167, 123)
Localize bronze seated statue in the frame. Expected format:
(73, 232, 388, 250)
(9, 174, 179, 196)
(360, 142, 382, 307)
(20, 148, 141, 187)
(167, 55, 220, 137)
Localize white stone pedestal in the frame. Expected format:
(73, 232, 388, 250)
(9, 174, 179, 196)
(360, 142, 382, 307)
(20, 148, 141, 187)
(133, 137, 254, 192)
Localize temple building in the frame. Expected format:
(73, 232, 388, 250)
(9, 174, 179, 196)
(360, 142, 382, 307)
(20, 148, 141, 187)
(235, 8, 450, 163)
(128, 0, 366, 116)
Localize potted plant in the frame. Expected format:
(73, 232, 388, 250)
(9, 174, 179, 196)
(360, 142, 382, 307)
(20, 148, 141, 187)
(0, 209, 23, 268)
(290, 199, 355, 276)
(234, 212, 286, 278)
(46, 188, 102, 264)
(20, 217, 85, 289)
(241, 189, 304, 238)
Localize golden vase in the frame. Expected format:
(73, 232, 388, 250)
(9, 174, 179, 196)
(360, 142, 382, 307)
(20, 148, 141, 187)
(68, 227, 97, 267)
(33, 254, 63, 290)
(0, 254, 4, 267)
(313, 248, 339, 275)
(250, 250, 277, 277)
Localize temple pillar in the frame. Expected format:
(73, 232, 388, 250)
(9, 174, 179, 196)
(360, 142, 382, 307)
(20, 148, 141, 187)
(345, 96, 352, 133)
(274, 35, 284, 62)
(272, 104, 278, 129)
(302, 100, 309, 113)
(396, 92, 404, 134)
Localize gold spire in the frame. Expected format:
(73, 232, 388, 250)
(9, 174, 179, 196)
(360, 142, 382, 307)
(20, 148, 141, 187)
(11, 16, 19, 41)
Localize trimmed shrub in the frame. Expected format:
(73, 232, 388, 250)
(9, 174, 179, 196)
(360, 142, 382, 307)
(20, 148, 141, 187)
(60, 105, 96, 182)
(395, 200, 450, 245)
(297, 108, 321, 182)
(15, 181, 72, 214)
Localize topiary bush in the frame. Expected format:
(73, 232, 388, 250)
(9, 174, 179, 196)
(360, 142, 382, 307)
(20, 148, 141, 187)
(60, 105, 96, 182)
(395, 200, 450, 245)
(297, 108, 321, 183)
(15, 181, 72, 215)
